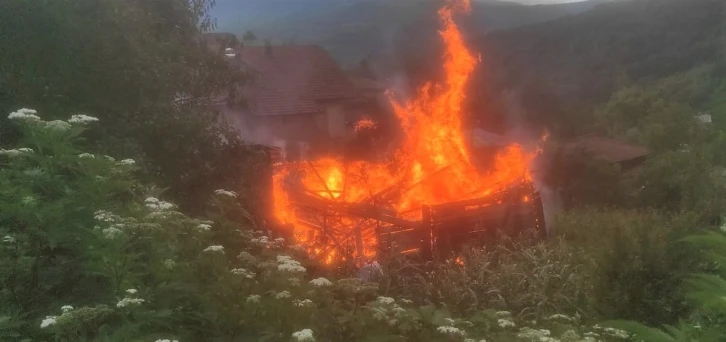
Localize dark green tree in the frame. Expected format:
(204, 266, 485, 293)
(0, 0, 265, 216)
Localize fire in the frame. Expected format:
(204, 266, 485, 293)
(355, 117, 377, 132)
(272, 0, 539, 263)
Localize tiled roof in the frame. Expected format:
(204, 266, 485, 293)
(231, 45, 360, 116)
(564, 136, 650, 163)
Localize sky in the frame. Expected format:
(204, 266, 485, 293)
(501, 0, 587, 4)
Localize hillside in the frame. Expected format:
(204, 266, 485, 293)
(209, 0, 608, 64)
(470, 0, 725, 133)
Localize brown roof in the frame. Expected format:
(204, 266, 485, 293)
(351, 76, 385, 91)
(200, 32, 238, 51)
(230, 45, 359, 116)
(563, 136, 650, 164)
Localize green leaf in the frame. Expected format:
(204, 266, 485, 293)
(604, 320, 678, 342)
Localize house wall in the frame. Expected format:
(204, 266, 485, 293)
(218, 105, 320, 148)
(219, 101, 370, 159)
(325, 102, 348, 139)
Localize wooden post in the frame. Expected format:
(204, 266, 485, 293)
(355, 219, 363, 267)
(421, 205, 433, 260)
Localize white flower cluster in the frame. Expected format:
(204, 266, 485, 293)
(145, 197, 175, 211)
(102, 226, 123, 239)
(68, 114, 99, 124)
(230, 268, 255, 279)
(126, 288, 138, 294)
(516, 327, 556, 342)
(437, 326, 465, 336)
(92, 210, 142, 239)
(293, 299, 313, 307)
(213, 189, 238, 198)
(154, 339, 179, 342)
(593, 325, 630, 340)
(197, 223, 212, 232)
(0, 148, 34, 157)
(40, 304, 76, 329)
(584, 332, 599, 338)
(78, 153, 95, 159)
(276, 255, 306, 273)
(22, 195, 37, 205)
(377, 296, 395, 305)
(292, 328, 315, 342)
(117, 297, 145, 308)
(8, 108, 40, 121)
(275, 290, 292, 299)
(547, 313, 572, 323)
(246, 294, 261, 304)
(250, 235, 270, 246)
(497, 318, 516, 328)
(94, 210, 121, 223)
(117, 158, 135, 166)
(309, 277, 332, 287)
(45, 120, 71, 132)
(495, 311, 511, 318)
(3, 235, 15, 243)
(203, 245, 225, 254)
(40, 315, 57, 328)
(369, 296, 407, 326)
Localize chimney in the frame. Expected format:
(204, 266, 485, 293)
(264, 40, 273, 58)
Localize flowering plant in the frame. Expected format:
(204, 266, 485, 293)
(0, 109, 639, 341)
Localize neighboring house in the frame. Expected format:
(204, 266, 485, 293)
(207, 37, 374, 159)
(696, 112, 712, 124)
(560, 135, 651, 170)
(199, 32, 240, 52)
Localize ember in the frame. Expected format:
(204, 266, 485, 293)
(271, 0, 544, 266)
(354, 117, 377, 132)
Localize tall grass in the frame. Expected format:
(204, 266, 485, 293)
(378, 233, 594, 321)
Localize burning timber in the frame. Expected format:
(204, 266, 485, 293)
(263, 0, 547, 267)
(270, 157, 546, 266)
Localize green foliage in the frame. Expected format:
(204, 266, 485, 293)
(0, 109, 633, 342)
(544, 147, 626, 208)
(556, 209, 703, 326)
(379, 235, 594, 322)
(0, 0, 261, 217)
(629, 150, 726, 218)
(477, 0, 725, 130)
(605, 229, 726, 342)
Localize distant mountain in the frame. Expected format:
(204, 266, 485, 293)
(469, 0, 725, 132)
(209, 0, 609, 64)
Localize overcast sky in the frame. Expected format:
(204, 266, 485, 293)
(504, 0, 587, 4)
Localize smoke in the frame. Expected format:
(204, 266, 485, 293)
(222, 110, 291, 158)
(498, 88, 562, 235)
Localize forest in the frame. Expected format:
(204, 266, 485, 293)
(0, 0, 725, 341)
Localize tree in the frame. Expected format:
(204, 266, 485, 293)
(243, 30, 258, 45)
(0, 0, 262, 216)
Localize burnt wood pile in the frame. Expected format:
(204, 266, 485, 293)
(273, 161, 546, 266)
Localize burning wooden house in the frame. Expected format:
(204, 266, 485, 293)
(260, 0, 547, 267)
(270, 163, 545, 267)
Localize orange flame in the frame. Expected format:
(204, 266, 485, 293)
(272, 0, 539, 263)
(355, 117, 377, 132)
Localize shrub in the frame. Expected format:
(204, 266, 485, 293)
(0, 109, 634, 342)
(607, 229, 726, 342)
(378, 235, 595, 322)
(556, 208, 704, 325)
